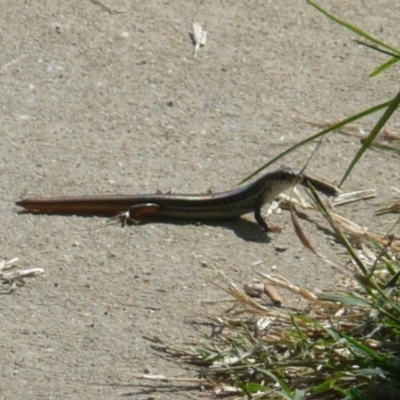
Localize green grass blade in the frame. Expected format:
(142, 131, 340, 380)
(307, 184, 368, 275)
(312, 373, 348, 394)
(318, 293, 371, 307)
(290, 315, 309, 344)
(341, 334, 384, 362)
(370, 57, 400, 77)
(307, 1, 400, 55)
(340, 89, 400, 185)
(292, 389, 306, 400)
(254, 366, 292, 395)
(239, 100, 390, 184)
(354, 40, 400, 59)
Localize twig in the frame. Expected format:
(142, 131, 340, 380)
(131, 374, 207, 384)
(90, 0, 126, 14)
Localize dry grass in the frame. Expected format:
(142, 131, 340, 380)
(140, 190, 400, 399)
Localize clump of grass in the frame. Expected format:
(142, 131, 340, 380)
(148, 203, 399, 399)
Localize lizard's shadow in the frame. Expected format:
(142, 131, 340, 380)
(125, 217, 272, 243)
(17, 210, 271, 243)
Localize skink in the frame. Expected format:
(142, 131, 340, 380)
(16, 167, 339, 231)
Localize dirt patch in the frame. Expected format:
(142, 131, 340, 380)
(1, 1, 399, 398)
